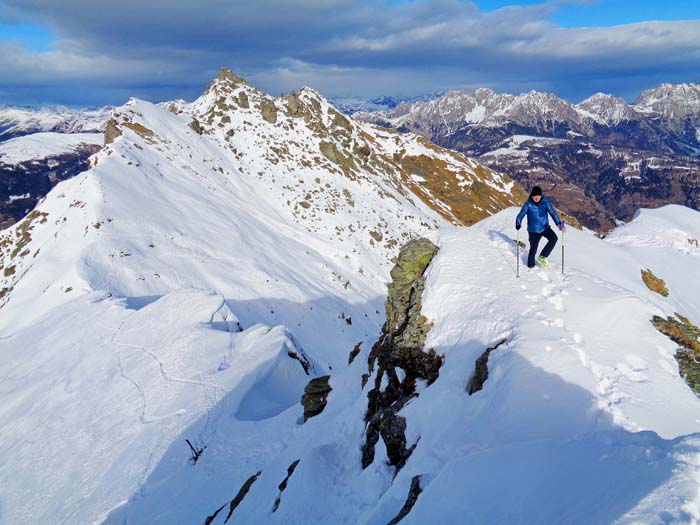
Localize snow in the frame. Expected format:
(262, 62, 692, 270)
(1, 77, 700, 524)
(0, 105, 110, 139)
(0, 131, 103, 164)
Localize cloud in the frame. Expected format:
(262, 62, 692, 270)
(0, 0, 698, 105)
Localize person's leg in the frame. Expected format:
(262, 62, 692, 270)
(540, 226, 558, 258)
(528, 231, 542, 268)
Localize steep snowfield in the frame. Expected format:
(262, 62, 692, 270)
(99, 206, 700, 525)
(2, 199, 700, 523)
(0, 132, 103, 164)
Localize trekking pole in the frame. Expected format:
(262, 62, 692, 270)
(516, 229, 520, 278)
(561, 229, 565, 275)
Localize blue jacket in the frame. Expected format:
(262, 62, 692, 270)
(516, 196, 562, 233)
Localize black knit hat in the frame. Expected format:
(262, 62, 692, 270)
(530, 186, 543, 197)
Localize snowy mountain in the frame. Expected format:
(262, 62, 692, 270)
(636, 83, 700, 119)
(0, 105, 110, 228)
(356, 83, 700, 232)
(576, 93, 639, 126)
(0, 131, 103, 228)
(0, 67, 524, 524)
(2, 68, 699, 524)
(330, 93, 443, 115)
(0, 104, 111, 141)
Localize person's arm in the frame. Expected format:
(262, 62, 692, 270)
(515, 202, 528, 229)
(546, 198, 562, 226)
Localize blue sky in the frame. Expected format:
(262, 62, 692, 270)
(0, 0, 698, 106)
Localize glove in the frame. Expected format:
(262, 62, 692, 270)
(515, 223, 521, 231)
(558, 222, 566, 232)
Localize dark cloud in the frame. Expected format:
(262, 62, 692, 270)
(0, 0, 698, 106)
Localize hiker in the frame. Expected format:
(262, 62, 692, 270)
(515, 186, 565, 268)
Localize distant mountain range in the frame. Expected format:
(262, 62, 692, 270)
(0, 106, 108, 228)
(329, 92, 444, 114)
(0, 105, 111, 140)
(355, 83, 700, 231)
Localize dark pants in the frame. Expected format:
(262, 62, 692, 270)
(528, 227, 557, 267)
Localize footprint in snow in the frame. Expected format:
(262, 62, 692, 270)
(547, 295, 565, 312)
(573, 346, 589, 367)
(625, 354, 647, 371)
(616, 362, 648, 383)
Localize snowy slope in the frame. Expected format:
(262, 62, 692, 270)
(3, 194, 700, 524)
(0, 132, 103, 164)
(0, 70, 524, 524)
(97, 205, 700, 525)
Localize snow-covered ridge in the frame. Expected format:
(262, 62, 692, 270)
(0, 104, 111, 141)
(0, 131, 103, 164)
(1, 67, 698, 524)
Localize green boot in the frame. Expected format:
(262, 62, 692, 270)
(537, 255, 549, 267)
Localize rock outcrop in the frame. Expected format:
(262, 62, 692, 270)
(361, 238, 441, 474)
(652, 313, 700, 394)
(301, 375, 332, 422)
(466, 338, 507, 395)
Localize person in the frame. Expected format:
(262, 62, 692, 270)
(515, 186, 565, 268)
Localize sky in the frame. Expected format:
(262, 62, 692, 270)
(0, 0, 698, 107)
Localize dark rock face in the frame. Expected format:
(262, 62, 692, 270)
(272, 459, 300, 512)
(652, 313, 700, 395)
(189, 118, 203, 135)
(466, 338, 507, 395)
(361, 238, 441, 474)
(301, 375, 332, 422)
(387, 475, 423, 525)
(204, 470, 262, 525)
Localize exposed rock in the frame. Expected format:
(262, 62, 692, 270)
(286, 92, 304, 117)
(319, 140, 342, 164)
(387, 475, 423, 525)
(362, 238, 441, 474)
(238, 92, 249, 109)
(189, 118, 203, 135)
(260, 99, 278, 124)
(104, 119, 122, 145)
(466, 338, 507, 395)
(272, 459, 300, 512)
(217, 67, 249, 86)
(641, 268, 669, 296)
(204, 470, 262, 525)
(301, 375, 332, 422)
(348, 342, 362, 364)
(652, 313, 700, 394)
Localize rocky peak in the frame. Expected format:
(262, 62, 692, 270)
(577, 93, 637, 125)
(215, 67, 249, 87)
(635, 82, 700, 119)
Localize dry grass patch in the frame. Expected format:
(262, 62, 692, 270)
(641, 268, 669, 296)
